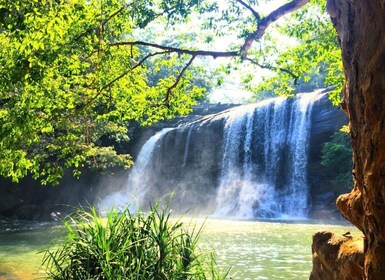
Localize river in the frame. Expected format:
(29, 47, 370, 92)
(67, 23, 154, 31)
(0, 219, 357, 280)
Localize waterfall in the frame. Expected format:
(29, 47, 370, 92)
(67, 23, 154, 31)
(214, 92, 321, 219)
(99, 91, 326, 219)
(98, 128, 174, 212)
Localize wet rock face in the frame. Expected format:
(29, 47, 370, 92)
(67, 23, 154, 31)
(310, 231, 364, 280)
(307, 91, 348, 218)
(0, 91, 349, 220)
(0, 170, 128, 221)
(134, 91, 349, 218)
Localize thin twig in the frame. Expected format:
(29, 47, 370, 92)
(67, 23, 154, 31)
(165, 55, 196, 104)
(236, 0, 261, 20)
(80, 50, 172, 111)
(244, 57, 299, 84)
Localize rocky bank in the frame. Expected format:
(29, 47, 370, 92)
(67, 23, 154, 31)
(310, 231, 364, 279)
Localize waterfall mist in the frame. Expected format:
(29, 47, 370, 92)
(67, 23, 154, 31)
(99, 91, 325, 219)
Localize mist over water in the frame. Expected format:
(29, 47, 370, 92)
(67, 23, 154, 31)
(99, 91, 325, 219)
(98, 128, 174, 212)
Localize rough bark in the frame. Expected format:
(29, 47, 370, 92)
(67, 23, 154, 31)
(327, 0, 385, 278)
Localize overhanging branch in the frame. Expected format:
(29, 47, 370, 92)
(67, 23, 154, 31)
(165, 55, 196, 104)
(244, 57, 299, 85)
(110, 41, 239, 58)
(240, 0, 309, 58)
(107, 0, 310, 99)
(236, 0, 261, 20)
(258, 0, 310, 37)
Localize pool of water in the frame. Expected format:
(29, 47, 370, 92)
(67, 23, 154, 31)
(0, 219, 357, 280)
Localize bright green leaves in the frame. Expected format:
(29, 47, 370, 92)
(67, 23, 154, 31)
(321, 127, 353, 191)
(249, 1, 344, 103)
(0, 0, 345, 185)
(0, 0, 205, 184)
(130, 0, 214, 28)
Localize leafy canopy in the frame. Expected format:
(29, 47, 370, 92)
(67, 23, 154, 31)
(248, 0, 343, 102)
(0, 0, 343, 184)
(0, 0, 205, 184)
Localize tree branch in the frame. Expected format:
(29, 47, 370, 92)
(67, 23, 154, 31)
(165, 55, 196, 104)
(110, 41, 239, 58)
(258, 0, 309, 37)
(244, 57, 299, 85)
(100, 51, 171, 92)
(85, 0, 309, 106)
(240, 0, 309, 58)
(236, 0, 260, 20)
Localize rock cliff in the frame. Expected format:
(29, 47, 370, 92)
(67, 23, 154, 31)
(127, 90, 349, 218)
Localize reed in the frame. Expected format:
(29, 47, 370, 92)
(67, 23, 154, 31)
(41, 202, 229, 279)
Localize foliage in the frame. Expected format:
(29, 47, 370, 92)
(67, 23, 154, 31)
(137, 31, 216, 101)
(0, 0, 344, 184)
(244, 0, 343, 103)
(0, 0, 205, 184)
(41, 202, 228, 280)
(321, 127, 353, 190)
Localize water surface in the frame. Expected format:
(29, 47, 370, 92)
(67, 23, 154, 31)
(0, 219, 357, 280)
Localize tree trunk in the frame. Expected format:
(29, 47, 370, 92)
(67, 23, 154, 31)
(327, 0, 385, 278)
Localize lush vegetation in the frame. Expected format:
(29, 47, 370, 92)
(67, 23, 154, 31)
(42, 203, 228, 279)
(0, 0, 343, 184)
(321, 127, 353, 191)
(0, 0, 207, 184)
(246, 0, 343, 101)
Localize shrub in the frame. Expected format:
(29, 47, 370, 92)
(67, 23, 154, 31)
(41, 202, 228, 280)
(321, 127, 353, 190)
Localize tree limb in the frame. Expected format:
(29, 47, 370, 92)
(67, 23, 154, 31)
(258, 0, 309, 37)
(109, 1, 310, 92)
(236, 0, 261, 20)
(110, 41, 239, 58)
(244, 57, 299, 85)
(165, 55, 196, 104)
(240, 0, 309, 58)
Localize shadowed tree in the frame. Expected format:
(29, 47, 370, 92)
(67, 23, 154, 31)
(326, 0, 385, 278)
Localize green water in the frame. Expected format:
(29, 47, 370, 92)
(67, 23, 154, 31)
(0, 219, 357, 280)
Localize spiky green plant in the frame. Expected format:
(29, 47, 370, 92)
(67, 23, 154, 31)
(41, 202, 229, 279)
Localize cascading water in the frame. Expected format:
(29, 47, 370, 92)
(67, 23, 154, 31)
(214, 91, 322, 219)
(99, 91, 326, 219)
(98, 128, 174, 212)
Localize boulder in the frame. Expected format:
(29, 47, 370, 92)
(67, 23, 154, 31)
(310, 231, 364, 280)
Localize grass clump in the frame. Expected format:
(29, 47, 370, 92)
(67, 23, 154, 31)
(42, 202, 228, 279)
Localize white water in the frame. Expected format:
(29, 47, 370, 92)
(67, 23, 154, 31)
(100, 91, 325, 219)
(214, 91, 323, 219)
(98, 128, 174, 212)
